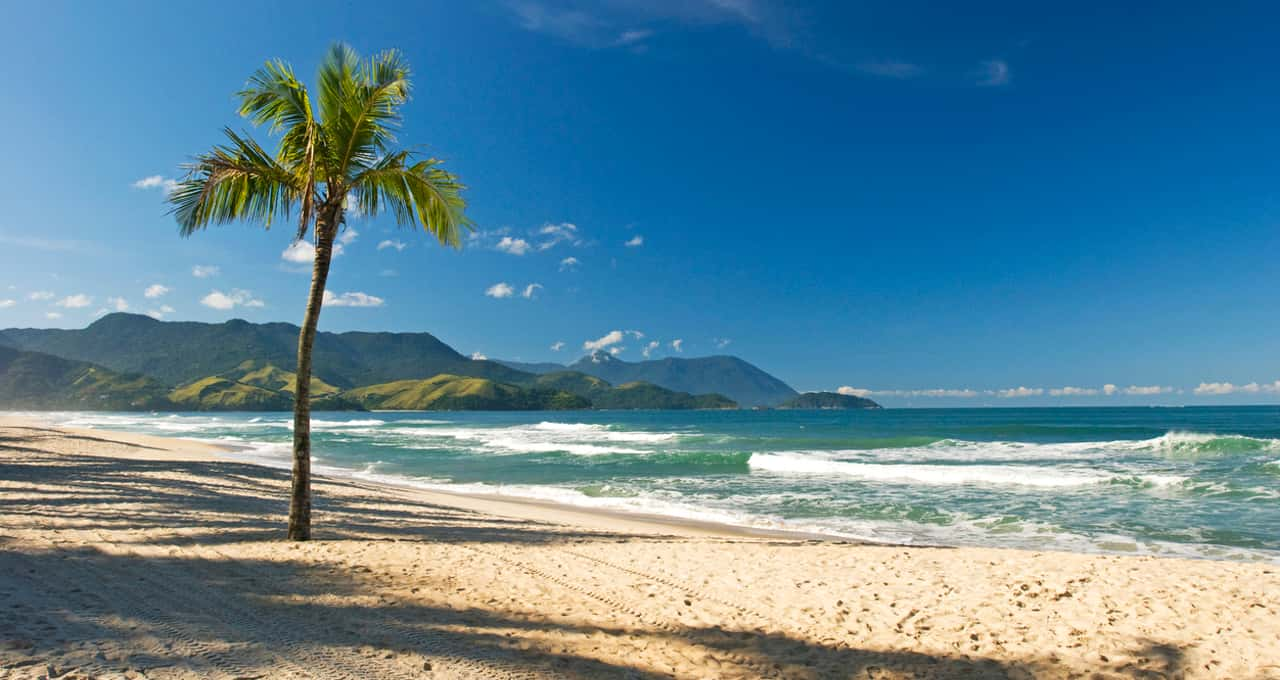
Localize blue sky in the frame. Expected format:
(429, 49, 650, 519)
(1, 1, 1279, 406)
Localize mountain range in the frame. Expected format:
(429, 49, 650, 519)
(0, 313, 811, 411)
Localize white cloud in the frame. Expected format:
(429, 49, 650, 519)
(855, 61, 923, 79)
(1048, 386, 1099, 396)
(192, 265, 220, 278)
(377, 239, 407, 252)
(471, 351, 488, 361)
(626, 330, 645, 339)
(522, 283, 543, 299)
(201, 289, 264, 311)
(1103, 384, 1118, 396)
(28, 291, 54, 301)
(337, 228, 359, 246)
(106, 296, 129, 312)
(997, 386, 1043, 398)
(624, 235, 644, 248)
(713, 337, 731, 349)
(133, 175, 178, 194)
(144, 284, 169, 299)
(496, 236, 531, 255)
(485, 282, 515, 299)
(57, 294, 92, 309)
(976, 59, 1011, 87)
(550, 341, 565, 351)
(282, 239, 345, 264)
(1124, 385, 1172, 396)
(282, 241, 313, 263)
(837, 386, 872, 397)
(323, 290, 385, 308)
(584, 330, 626, 351)
(670, 339, 683, 352)
(45, 312, 62, 320)
(537, 222, 582, 250)
(0, 299, 14, 309)
(1192, 381, 1278, 396)
(642, 340, 659, 358)
(860, 388, 980, 399)
(559, 256, 580, 271)
(146, 304, 175, 320)
(609, 346, 624, 356)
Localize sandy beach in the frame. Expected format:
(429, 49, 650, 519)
(1, 416, 1277, 679)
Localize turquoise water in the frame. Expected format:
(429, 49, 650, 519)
(42, 407, 1280, 562)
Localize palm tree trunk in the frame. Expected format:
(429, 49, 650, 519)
(287, 206, 339, 541)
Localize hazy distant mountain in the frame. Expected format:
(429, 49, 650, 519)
(776, 391, 881, 410)
(499, 351, 797, 407)
(1, 313, 529, 388)
(0, 315, 754, 411)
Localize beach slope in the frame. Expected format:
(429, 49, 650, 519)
(0, 418, 1277, 679)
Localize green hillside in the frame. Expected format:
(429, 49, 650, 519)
(0, 345, 172, 410)
(222, 359, 340, 396)
(0, 313, 533, 388)
(168, 376, 293, 411)
(344, 374, 588, 411)
(776, 391, 882, 410)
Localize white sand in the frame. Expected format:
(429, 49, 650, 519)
(1, 418, 1277, 679)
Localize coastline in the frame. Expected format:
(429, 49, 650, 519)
(2, 415, 1279, 678)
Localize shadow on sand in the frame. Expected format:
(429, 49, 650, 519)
(0, 427, 1212, 678)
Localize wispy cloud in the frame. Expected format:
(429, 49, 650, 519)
(855, 60, 923, 79)
(713, 337, 731, 349)
(106, 296, 129, 312)
(132, 175, 178, 194)
(522, 283, 543, 299)
(471, 351, 488, 361)
(485, 282, 515, 299)
(45, 312, 62, 320)
(28, 291, 55, 301)
(57, 294, 92, 309)
(377, 239, 408, 252)
(642, 340, 660, 358)
(323, 290, 385, 308)
(975, 59, 1011, 87)
(144, 284, 170, 299)
(337, 228, 359, 246)
(550, 341, 566, 351)
(201, 289, 264, 311)
(146, 304, 175, 320)
(537, 222, 583, 251)
(670, 338, 683, 352)
(1124, 385, 1172, 396)
(0, 299, 14, 309)
(192, 265, 220, 278)
(624, 235, 644, 248)
(1048, 386, 1098, 396)
(559, 256, 581, 271)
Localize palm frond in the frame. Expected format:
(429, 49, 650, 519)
(349, 152, 470, 247)
(319, 44, 411, 180)
(237, 59, 325, 240)
(168, 128, 300, 235)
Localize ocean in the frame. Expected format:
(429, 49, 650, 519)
(40, 406, 1280, 562)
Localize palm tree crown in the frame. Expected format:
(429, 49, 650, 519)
(169, 43, 470, 244)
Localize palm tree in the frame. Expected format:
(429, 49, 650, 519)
(169, 44, 471, 540)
